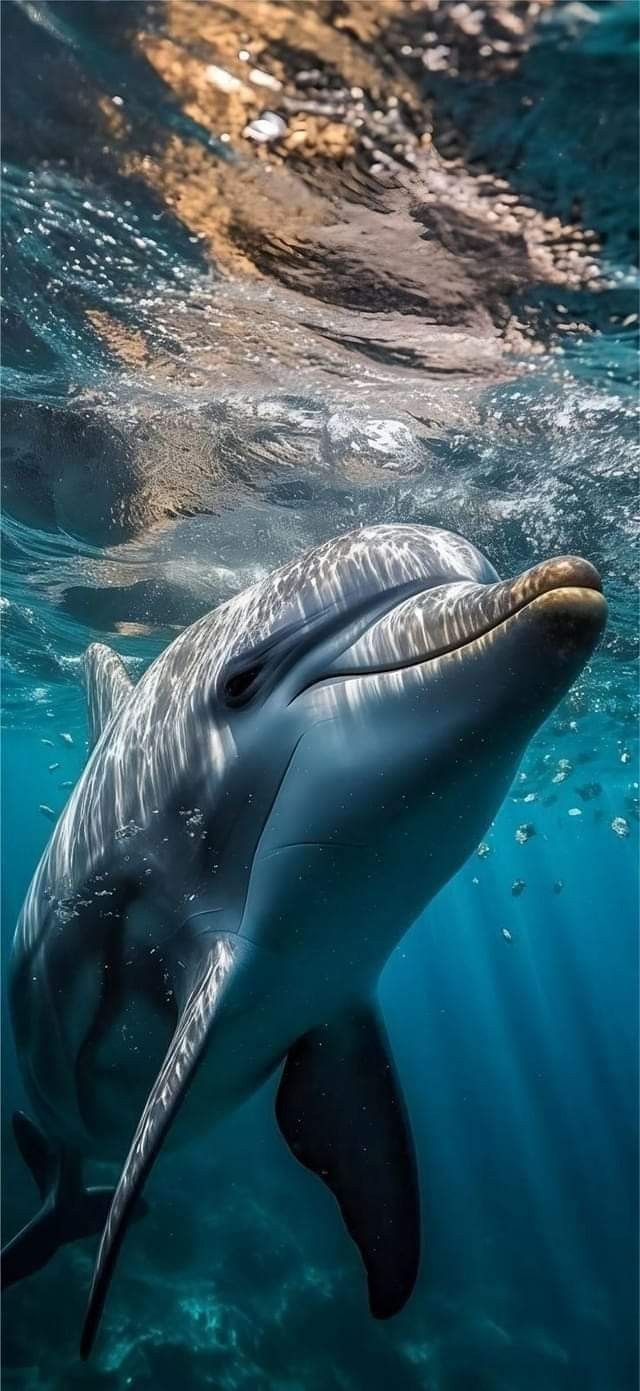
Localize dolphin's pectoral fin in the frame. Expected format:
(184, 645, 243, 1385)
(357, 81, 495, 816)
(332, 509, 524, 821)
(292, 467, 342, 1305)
(1, 1115, 148, 1291)
(276, 1003, 420, 1319)
(80, 934, 249, 1361)
(83, 643, 134, 749)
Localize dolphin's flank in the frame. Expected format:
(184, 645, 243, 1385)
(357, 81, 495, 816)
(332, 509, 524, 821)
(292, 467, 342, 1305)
(0, 524, 606, 1358)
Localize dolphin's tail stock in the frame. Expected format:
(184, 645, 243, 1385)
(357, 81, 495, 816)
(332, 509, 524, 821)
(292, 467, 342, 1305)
(80, 932, 254, 1360)
(1, 1112, 147, 1290)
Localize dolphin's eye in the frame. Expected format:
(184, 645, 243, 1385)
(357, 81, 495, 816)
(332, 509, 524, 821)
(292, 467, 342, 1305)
(223, 664, 263, 707)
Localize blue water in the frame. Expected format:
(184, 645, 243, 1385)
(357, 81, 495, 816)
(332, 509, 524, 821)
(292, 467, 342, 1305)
(2, 3, 638, 1388)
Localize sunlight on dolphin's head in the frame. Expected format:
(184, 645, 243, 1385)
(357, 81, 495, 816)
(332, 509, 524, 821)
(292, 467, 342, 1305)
(207, 523, 499, 716)
(317, 550, 606, 724)
(206, 524, 605, 795)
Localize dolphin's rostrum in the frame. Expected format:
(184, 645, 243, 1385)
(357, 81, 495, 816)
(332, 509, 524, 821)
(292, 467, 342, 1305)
(1, 524, 606, 1357)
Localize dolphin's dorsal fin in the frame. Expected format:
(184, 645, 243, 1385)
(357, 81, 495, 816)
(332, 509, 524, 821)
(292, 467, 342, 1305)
(276, 1002, 420, 1319)
(82, 644, 134, 750)
(80, 934, 255, 1360)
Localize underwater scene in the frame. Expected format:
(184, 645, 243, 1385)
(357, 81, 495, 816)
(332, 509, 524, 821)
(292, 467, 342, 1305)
(1, 3, 638, 1389)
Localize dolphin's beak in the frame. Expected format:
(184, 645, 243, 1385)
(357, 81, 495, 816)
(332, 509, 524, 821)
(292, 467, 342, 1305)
(324, 556, 607, 679)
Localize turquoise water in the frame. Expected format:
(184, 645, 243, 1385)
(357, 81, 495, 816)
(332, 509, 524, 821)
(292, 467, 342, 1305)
(2, 3, 638, 1388)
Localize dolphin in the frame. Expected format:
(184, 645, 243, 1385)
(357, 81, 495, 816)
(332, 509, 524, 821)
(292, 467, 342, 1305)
(1, 523, 606, 1357)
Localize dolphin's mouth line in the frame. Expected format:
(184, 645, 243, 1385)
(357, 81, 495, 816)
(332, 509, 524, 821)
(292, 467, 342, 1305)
(293, 577, 605, 698)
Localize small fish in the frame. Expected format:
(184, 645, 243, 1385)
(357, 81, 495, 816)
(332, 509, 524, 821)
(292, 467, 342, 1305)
(48, 762, 61, 772)
(41, 738, 54, 748)
(568, 807, 582, 817)
(511, 879, 526, 897)
(577, 782, 601, 802)
(60, 732, 74, 746)
(60, 780, 74, 789)
(553, 879, 564, 894)
(38, 804, 56, 821)
(502, 928, 513, 942)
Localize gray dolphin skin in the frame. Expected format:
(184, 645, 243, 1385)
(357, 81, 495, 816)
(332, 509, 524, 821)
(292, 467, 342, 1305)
(2, 523, 606, 1358)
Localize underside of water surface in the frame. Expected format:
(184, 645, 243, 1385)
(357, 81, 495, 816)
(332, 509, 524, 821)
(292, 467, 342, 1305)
(1, 3, 638, 1390)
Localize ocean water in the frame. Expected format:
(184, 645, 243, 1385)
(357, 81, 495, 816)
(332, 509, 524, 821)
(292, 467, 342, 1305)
(1, 3, 638, 1389)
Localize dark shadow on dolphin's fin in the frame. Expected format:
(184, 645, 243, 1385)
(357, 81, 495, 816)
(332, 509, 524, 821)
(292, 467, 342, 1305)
(80, 935, 250, 1361)
(276, 1003, 420, 1319)
(1, 1113, 147, 1291)
(83, 643, 134, 750)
